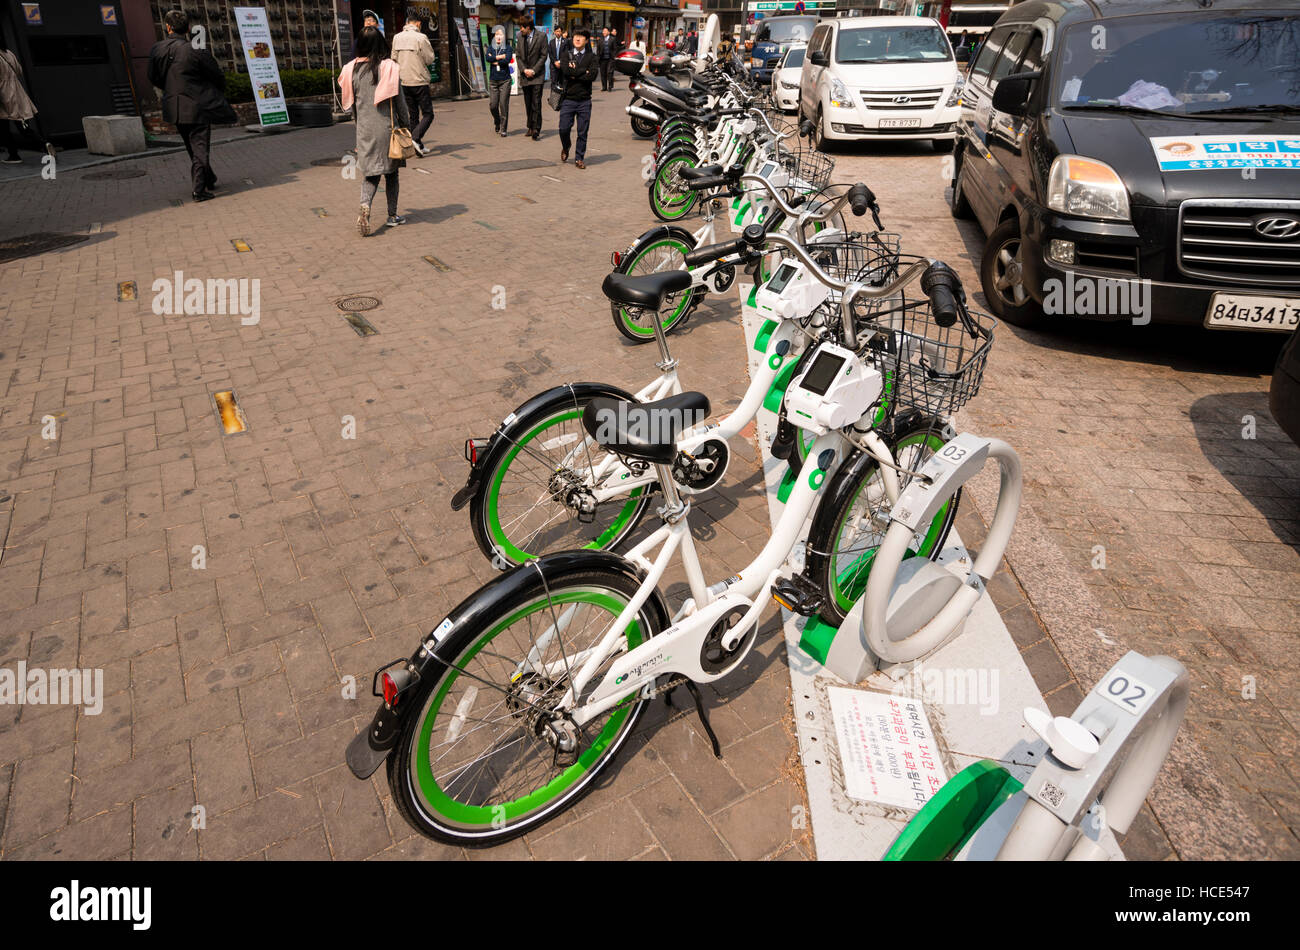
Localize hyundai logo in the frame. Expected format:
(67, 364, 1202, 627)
(1254, 215, 1300, 240)
(893, 95, 912, 105)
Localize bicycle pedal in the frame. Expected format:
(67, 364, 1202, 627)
(770, 573, 823, 618)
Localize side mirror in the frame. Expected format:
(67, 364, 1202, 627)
(809, 50, 828, 67)
(991, 70, 1041, 116)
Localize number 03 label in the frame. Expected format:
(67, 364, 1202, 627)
(1095, 668, 1156, 716)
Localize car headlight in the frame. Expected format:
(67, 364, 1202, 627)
(946, 81, 963, 108)
(1047, 154, 1131, 222)
(830, 77, 852, 108)
(780, 79, 799, 90)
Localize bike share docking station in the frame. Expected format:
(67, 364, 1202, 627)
(731, 229, 1177, 860)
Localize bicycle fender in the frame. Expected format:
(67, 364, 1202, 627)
(346, 550, 670, 779)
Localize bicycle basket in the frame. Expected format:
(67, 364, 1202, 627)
(803, 232, 904, 296)
(859, 284, 997, 417)
(775, 136, 835, 191)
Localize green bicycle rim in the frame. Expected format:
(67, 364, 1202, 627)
(830, 429, 951, 615)
(486, 409, 646, 564)
(411, 588, 643, 830)
(618, 237, 693, 337)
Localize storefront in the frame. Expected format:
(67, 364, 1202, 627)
(635, 0, 679, 51)
(559, 2, 634, 40)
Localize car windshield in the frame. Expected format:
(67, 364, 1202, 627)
(756, 18, 816, 45)
(835, 25, 952, 64)
(784, 47, 806, 68)
(1055, 12, 1300, 114)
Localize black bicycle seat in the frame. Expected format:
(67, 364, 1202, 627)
(601, 270, 693, 311)
(582, 392, 711, 464)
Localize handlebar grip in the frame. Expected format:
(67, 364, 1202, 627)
(847, 183, 872, 217)
(685, 238, 746, 267)
(921, 262, 964, 329)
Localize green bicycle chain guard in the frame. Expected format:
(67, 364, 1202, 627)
(883, 760, 1024, 861)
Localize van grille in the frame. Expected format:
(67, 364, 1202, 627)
(860, 87, 944, 110)
(1178, 199, 1300, 287)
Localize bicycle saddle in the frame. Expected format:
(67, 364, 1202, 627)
(601, 270, 692, 311)
(679, 163, 723, 180)
(582, 392, 711, 464)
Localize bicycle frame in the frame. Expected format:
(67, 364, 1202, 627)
(524, 423, 901, 729)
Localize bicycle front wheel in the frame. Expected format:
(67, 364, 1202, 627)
(804, 416, 959, 626)
(389, 564, 663, 844)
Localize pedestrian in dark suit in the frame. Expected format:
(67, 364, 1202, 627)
(597, 27, 616, 92)
(549, 29, 568, 85)
(147, 9, 236, 202)
(517, 16, 547, 140)
(556, 30, 598, 169)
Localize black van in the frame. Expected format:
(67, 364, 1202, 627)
(950, 0, 1300, 332)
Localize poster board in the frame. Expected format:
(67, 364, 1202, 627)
(234, 7, 289, 126)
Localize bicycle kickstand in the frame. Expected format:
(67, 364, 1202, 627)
(665, 679, 723, 759)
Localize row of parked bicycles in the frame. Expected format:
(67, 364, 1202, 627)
(345, 48, 1190, 860)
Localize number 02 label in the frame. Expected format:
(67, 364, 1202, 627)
(1096, 669, 1156, 716)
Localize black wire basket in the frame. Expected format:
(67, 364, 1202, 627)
(774, 136, 835, 191)
(803, 232, 904, 295)
(856, 283, 997, 417)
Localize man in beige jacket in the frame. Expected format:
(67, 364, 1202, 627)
(390, 15, 436, 156)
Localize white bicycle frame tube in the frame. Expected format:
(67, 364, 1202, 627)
(559, 430, 852, 728)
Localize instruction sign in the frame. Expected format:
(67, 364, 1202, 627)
(828, 687, 947, 811)
(234, 7, 289, 126)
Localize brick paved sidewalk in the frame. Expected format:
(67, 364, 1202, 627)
(0, 93, 810, 860)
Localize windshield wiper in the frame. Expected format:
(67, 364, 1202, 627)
(1188, 104, 1300, 116)
(1062, 103, 1248, 121)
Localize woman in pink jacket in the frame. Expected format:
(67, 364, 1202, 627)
(339, 27, 410, 236)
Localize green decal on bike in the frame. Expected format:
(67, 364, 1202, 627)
(808, 467, 826, 490)
(762, 361, 799, 414)
(754, 319, 778, 353)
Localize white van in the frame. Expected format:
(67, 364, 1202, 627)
(798, 16, 962, 151)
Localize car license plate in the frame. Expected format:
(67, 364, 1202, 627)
(879, 118, 921, 129)
(1204, 293, 1300, 331)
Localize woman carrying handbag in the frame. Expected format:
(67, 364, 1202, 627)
(339, 26, 413, 236)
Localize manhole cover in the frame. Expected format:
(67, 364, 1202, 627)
(465, 158, 555, 174)
(0, 232, 90, 263)
(310, 156, 347, 166)
(83, 167, 146, 180)
(336, 294, 381, 312)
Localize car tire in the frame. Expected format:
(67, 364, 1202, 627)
(980, 218, 1044, 329)
(932, 138, 953, 153)
(949, 149, 974, 220)
(814, 106, 832, 153)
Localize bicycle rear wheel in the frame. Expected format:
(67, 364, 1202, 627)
(610, 227, 700, 342)
(389, 564, 662, 844)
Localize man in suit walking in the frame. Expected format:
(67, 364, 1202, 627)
(597, 27, 616, 92)
(549, 28, 567, 86)
(148, 8, 236, 202)
(516, 16, 548, 140)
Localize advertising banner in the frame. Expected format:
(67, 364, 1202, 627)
(456, 19, 486, 94)
(1150, 135, 1300, 172)
(234, 7, 289, 126)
